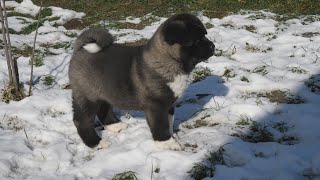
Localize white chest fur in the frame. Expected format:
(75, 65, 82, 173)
(167, 74, 189, 98)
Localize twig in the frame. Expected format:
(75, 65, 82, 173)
(226, 42, 235, 51)
(151, 162, 153, 180)
(0, 0, 13, 83)
(28, 1, 43, 96)
(301, 45, 307, 52)
(2, 112, 7, 121)
(41, 152, 45, 160)
(23, 128, 29, 140)
(2, 0, 19, 94)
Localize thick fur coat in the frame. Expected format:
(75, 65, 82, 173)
(69, 13, 215, 149)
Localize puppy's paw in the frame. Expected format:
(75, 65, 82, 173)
(155, 137, 182, 151)
(94, 139, 111, 150)
(105, 122, 128, 133)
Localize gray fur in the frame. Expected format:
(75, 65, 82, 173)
(69, 13, 215, 148)
(73, 28, 114, 52)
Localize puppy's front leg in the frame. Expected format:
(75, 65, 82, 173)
(146, 105, 181, 150)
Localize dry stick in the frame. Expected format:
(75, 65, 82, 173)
(151, 162, 153, 180)
(0, 1, 13, 84)
(2, 0, 19, 95)
(28, 2, 43, 96)
(23, 128, 29, 140)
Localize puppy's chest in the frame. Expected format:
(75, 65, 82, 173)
(167, 74, 190, 98)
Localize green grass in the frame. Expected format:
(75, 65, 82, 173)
(264, 90, 305, 104)
(184, 119, 209, 129)
(234, 120, 299, 145)
(241, 90, 305, 104)
(287, 67, 308, 74)
(252, 65, 268, 76)
(240, 76, 249, 82)
(272, 121, 288, 133)
(6, 7, 57, 35)
(10, 45, 45, 58)
(39, 7, 53, 18)
(40, 42, 72, 50)
(42, 75, 55, 86)
(29, 52, 44, 67)
(7, 11, 34, 19)
(112, 171, 139, 180)
(243, 25, 257, 33)
(100, 16, 161, 30)
(7, 7, 52, 19)
(243, 121, 274, 143)
(305, 74, 320, 95)
(301, 32, 320, 38)
(278, 135, 299, 145)
(32, 0, 320, 27)
(63, 31, 78, 38)
(236, 114, 252, 126)
(0, 115, 23, 131)
(20, 21, 44, 35)
(1, 83, 26, 104)
(192, 67, 212, 83)
(2, 21, 44, 35)
(185, 98, 197, 104)
(245, 43, 273, 53)
(188, 146, 226, 179)
(205, 22, 214, 29)
(222, 67, 236, 79)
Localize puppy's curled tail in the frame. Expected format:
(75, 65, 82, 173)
(73, 28, 114, 53)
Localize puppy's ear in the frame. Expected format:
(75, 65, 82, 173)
(163, 21, 192, 46)
(188, 23, 207, 36)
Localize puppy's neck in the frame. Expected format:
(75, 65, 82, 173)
(143, 33, 186, 81)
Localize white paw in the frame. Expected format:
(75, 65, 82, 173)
(105, 122, 128, 133)
(95, 139, 111, 150)
(155, 137, 182, 151)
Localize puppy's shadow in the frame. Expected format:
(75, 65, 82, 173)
(114, 75, 228, 132)
(174, 75, 228, 130)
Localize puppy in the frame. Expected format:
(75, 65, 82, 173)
(69, 13, 215, 149)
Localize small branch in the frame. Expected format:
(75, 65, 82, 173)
(2, 0, 18, 94)
(28, 1, 43, 96)
(0, 0, 13, 84)
(41, 152, 45, 160)
(23, 128, 29, 140)
(301, 45, 307, 52)
(151, 162, 153, 180)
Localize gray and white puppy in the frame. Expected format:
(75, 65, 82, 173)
(69, 13, 215, 149)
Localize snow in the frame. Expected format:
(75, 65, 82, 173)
(14, 0, 40, 16)
(1, 1, 320, 179)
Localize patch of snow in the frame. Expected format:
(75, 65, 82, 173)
(0, 3, 320, 179)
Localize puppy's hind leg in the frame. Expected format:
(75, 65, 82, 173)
(72, 95, 101, 148)
(97, 101, 120, 126)
(97, 101, 128, 133)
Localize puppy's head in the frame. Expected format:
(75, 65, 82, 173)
(161, 13, 215, 72)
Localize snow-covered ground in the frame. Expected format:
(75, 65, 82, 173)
(1, 0, 320, 179)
